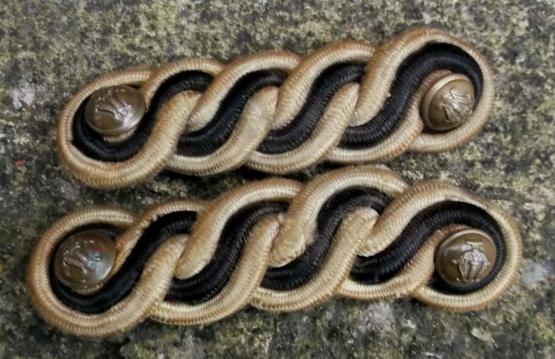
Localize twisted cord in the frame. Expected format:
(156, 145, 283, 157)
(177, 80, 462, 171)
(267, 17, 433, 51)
(27, 167, 521, 337)
(57, 27, 494, 189)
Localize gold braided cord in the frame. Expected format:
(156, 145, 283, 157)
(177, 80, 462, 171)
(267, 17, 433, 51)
(27, 166, 521, 338)
(57, 27, 494, 189)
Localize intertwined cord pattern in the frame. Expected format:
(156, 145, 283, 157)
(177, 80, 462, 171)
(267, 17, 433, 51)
(27, 167, 521, 338)
(58, 27, 494, 189)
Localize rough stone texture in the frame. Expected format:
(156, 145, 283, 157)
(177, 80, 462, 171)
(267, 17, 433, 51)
(0, 1, 553, 358)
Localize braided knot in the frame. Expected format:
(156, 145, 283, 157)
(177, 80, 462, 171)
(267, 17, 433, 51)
(58, 27, 494, 189)
(28, 167, 521, 337)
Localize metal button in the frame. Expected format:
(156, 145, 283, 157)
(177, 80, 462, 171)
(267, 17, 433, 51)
(84, 85, 145, 136)
(54, 230, 116, 290)
(435, 229, 496, 287)
(421, 74, 475, 131)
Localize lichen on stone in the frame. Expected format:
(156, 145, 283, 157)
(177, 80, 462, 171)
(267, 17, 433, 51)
(0, 0, 553, 357)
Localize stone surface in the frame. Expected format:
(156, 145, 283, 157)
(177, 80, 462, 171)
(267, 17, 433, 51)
(0, 0, 553, 358)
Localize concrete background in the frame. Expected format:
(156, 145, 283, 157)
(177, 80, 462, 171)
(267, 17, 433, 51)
(0, 0, 553, 358)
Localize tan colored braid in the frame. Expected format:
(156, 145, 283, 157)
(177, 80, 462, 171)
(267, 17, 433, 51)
(27, 166, 521, 338)
(58, 27, 494, 189)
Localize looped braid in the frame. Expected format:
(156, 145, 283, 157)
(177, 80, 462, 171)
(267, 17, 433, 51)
(58, 27, 494, 189)
(28, 167, 521, 337)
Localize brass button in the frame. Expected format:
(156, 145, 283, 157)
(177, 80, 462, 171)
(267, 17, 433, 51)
(84, 85, 145, 136)
(54, 230, 116, 290)
(435, 229, 496, 287)
(421, 74, 475, 131)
